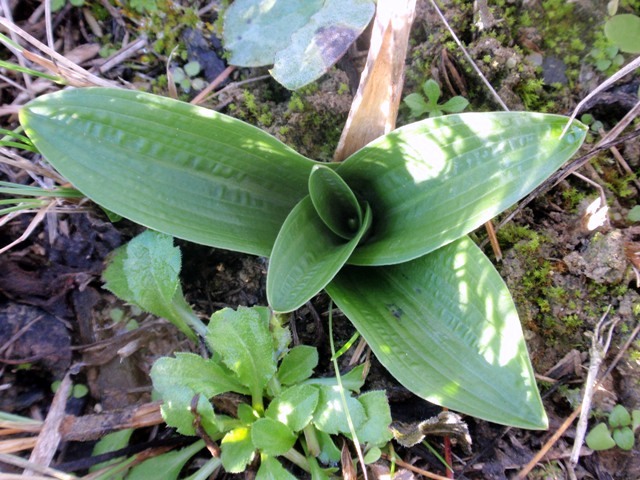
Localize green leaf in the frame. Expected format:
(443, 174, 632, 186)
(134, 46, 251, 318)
(251, 418, 297, 455)
(151, 352, 249, 398)
(604, 14, 640, 53)
(338, 113, 587, 266)
(326, 236, 548, 429)
(633, 410, 640, 431)
(266, 384, 319, 432)
(256, 456, 297, 480)
(354, 391, 393, 447)
(267, 197, 371, 312)
(316, 430, 341, 464)
(312, 384, 365, 435)
(613, 427, 635, 450)
(609, 404, 631, 428)
(90, 428, 133, 477)
(20, 87, 317, 257)
(441, 96, 469, 114)
(221, 427, 255, 473)
(403, 93, 430, 118)
(305, 364, 366, 393)
(156, 386, 224, 437)
(277, 345, 319, 385)
(207, 307, 277, 401)
(270, 0, 376, 90)
(127, 440, 204, 480)
(586, 423, 616, 450)
(308, 165, 362, 239)
(627, 205, 640, 222)
(422, 79, 441, 105)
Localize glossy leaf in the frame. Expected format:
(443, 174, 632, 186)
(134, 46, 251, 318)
(308, 165, 362, 239)
(326, 236, 547, 429)
(267, 197, 371, 312)
(20, 87, 317, 257)
(338, 113, 587, 265)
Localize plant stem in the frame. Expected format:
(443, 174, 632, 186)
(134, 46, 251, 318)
(282, 448, 310, 472)
(172, 295, 208, 338)
(303, 424, 321, 457)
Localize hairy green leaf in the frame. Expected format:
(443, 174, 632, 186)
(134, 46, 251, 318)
(151, 352, 248, 398)
(267, 197, 371, 312)
(157, 386, 221, 437)
(354, 391, 393, 446)
(221, 427, 255, 473)
(207, 307, 276, 401)
(326, 236, 547, 429)
(312, 385, 365, 435)
(277, 345, 319, 385)
(338, 113, 587, 265)
(304, 364, 366, 393)
(266, 384, 319, 431)
(251, 418, 297, 455)
(20, 87, 317, 257)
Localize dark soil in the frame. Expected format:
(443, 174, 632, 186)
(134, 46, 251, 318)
(1, 0, 639, 479)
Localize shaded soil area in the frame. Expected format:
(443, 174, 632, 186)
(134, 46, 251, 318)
(1, 0, 640, 478)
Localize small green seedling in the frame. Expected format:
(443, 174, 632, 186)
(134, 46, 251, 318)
(627, 205, 640, 223)
(103, 231, 392, 478)
(403, 79, 469, 118)
(170, 61, 206, 93)
(50, 0, 84, 11)
(586, 404, 640, 451)
(604, 14, 640, 54)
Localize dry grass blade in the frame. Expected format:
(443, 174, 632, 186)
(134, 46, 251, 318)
(0, 16, 114, 87)
(0, 452, 76, 480)
(0, 202, 52, 255)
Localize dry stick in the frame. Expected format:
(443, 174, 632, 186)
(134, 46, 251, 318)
(382, 453, 453, 480)
(516, 318, 640, 478)
(23, 372, 72, 477)
(569, 307, 617, 466)
(190, 65, 236, 106)
(0, 452, 75, 480)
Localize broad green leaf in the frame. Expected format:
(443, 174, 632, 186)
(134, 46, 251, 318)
(20, 87, 317, 257)
(127, 440, 204, 480)
(422, 79, 441, 105)
(270, 0, 376, 90)
(267, 197, 371, 312)
(604, 14, 640, 53)
(266, 384, 319, 431)
(613, 427, 635, 450)
(326, 236, 548, 429)
(586, 423, 616, 450)
(102, 244, 135, 303)
(207, 307, 277, 400)
(237, 403, 260, 425)
(312, 384, 365, 435)
(338, 113, 587, 266)
(354, 391, 393, 447)
(89, 428, 133, 477)
(308, 165, 362, 239)
(256, 455, 297, 480)
(223, 0, 323, 66)
(151, 352, 249, 398)
(277, 345, 319, 385)
(251, 418, 297, 455)
(221, 427, 255, 473)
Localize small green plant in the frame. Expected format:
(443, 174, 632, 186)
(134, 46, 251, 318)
(170, 61, 205, 93)
(20, 86, 587, 429)
(586, 404, 640, 451)
(103, 230, 392, 478)
(403, 79, 469, 118)
(51, 0, 84, 12)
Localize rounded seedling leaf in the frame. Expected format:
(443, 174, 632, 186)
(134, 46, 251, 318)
(277, 345, 319, 385)
(604, 14, 640, 53)
(586, 422, 616, 450)
(627, 205, 640, 223)
(251, 418, 297, 455)
(422, 79, 441, 104)
(441, 96, 469, 114)
(403, 93, 430, 118)
(613, 427, 635, 450)
(609, 404, 631, 428)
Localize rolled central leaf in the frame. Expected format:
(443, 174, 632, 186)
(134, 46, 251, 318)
(308, 164, 363, 240)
